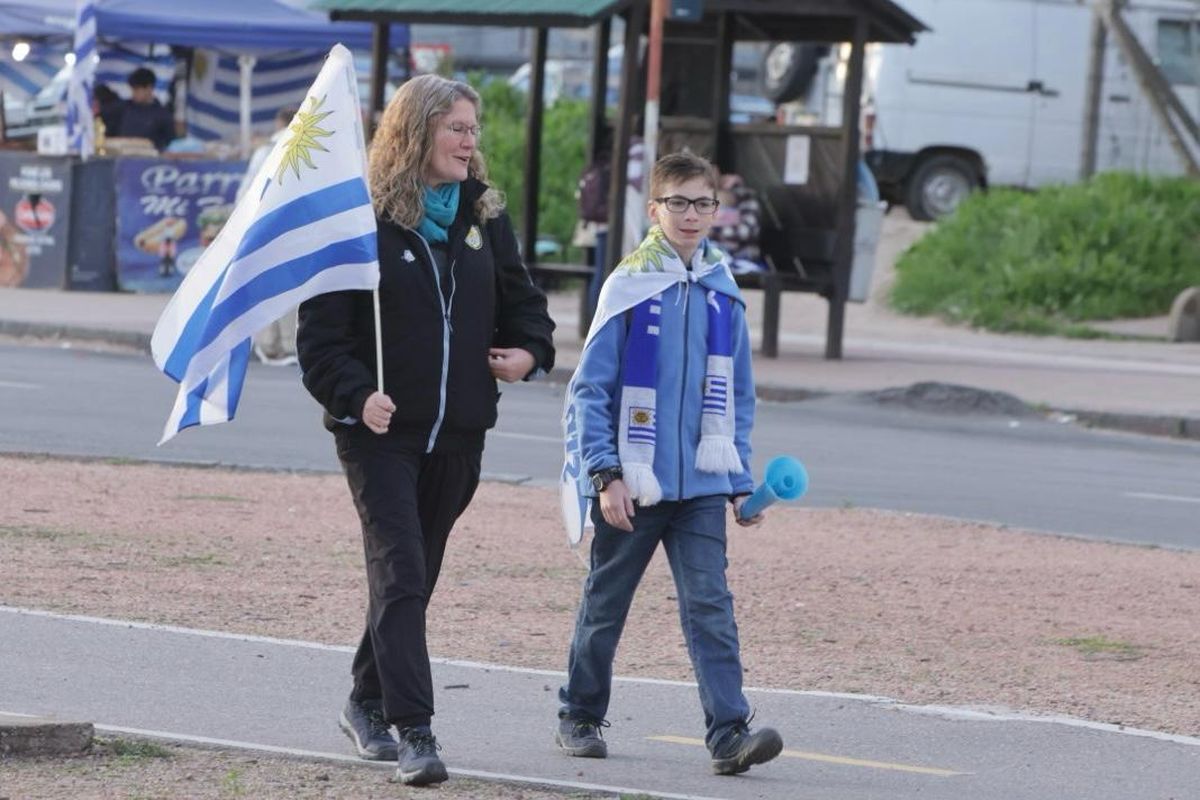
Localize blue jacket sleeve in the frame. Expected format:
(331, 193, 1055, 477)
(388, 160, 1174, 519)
(730, 301, 756, 495)
(572, 314, 625, 477)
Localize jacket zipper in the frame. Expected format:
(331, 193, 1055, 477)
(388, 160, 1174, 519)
(411, 230, 452, 454)
(446, 258, 458, 333)
(677, 280, 691, 499)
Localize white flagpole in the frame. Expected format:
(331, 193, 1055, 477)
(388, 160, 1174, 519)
(373, 289, 384, 393)
(238, 54, 255, 159)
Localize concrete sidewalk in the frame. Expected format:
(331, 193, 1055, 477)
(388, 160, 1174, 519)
(2, 255, 1198, 438)
(4, 607, 1199, 800)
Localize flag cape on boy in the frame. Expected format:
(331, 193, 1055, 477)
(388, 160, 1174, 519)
(559, 226, 742, 545)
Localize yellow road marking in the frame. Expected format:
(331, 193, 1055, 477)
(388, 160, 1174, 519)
(647, 735, 967, 776)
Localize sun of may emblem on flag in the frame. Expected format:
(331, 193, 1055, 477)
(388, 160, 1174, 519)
(275, 94, 335, 184)
(631, 408, 653, 425)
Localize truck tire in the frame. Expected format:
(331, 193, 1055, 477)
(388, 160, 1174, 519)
(761, 43, 828, 104)
(904, 154, 980, 220)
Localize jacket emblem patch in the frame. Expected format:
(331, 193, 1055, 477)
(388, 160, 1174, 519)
(402, 249, 416, 263)
(465, 225, 483, 250)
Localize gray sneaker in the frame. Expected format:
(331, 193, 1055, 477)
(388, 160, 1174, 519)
(338, 698, 398, 761)
(555, 715, 608, 758)
(710, 722, 783, 775)
(394, 726, 448, 786)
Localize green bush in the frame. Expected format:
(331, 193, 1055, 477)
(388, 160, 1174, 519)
(890, 173, 1200, 335)
(477, 77, 590, 261)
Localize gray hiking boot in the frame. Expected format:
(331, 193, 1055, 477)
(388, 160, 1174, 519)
(555, 715, 609, 758)
(338, 698, 398, 761)
(710, 722, 783, 775)
(394, 725, 448, 786)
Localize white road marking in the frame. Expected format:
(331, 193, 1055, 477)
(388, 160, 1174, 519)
(0, 380, 40, 389)
(1125, 491, 1200, 505)
(649, 734, 966, 776)
(489, 430, 561, 443)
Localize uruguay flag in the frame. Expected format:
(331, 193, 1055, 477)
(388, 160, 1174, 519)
(64, 0, 96, 159)
(151, 44, 378, 444)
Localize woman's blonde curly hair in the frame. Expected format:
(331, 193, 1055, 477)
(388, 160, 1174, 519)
(368, 74, 505, 229)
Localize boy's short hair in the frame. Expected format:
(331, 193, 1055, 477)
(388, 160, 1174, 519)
(650, 152, 718, 199)
(127, 67, 156, 89)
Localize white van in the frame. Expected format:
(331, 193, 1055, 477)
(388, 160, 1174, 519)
(819, 0, 1200, 219)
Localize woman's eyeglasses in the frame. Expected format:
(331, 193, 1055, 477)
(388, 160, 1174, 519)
(655, 195, 720, 215)
(445, 122, 483, 139)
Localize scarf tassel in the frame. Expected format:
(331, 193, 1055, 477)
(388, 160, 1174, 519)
(695, 435, 742, 473)
(622, 462, 663, 506)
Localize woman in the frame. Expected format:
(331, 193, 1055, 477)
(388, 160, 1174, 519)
(297, 74, 555, 786)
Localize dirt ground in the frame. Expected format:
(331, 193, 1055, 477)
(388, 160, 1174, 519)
(2, 453, 1198, 798)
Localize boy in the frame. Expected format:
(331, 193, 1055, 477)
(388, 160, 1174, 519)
(557, 152, 782, 775)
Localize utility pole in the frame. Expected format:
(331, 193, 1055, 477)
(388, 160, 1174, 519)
(643, 0, 668, 178)
(1096, 0, 1200, 176)
(1080, 2, 1107, 178)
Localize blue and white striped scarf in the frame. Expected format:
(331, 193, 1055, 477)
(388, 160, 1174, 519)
(560, 226, 742, 544)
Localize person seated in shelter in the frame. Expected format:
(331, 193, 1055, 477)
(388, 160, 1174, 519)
(709, 173, 764, 274)
(110, 67, 175, 152)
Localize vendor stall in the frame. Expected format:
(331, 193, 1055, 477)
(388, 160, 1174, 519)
(0, 0, 407, 293)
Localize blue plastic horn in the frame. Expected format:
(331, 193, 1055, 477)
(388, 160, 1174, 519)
(738, 456, 809, 520)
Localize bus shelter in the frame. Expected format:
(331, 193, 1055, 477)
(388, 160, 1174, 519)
(317, 0, 925, 359)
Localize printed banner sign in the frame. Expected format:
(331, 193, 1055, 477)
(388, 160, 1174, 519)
(0, 152, 73, 289)
(115, 157, 246, 293)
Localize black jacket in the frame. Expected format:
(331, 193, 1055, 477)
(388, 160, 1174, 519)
(112, 99, 175, 151)
(297, 177, 555, 453)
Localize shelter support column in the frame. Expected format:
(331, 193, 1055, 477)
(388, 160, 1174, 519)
(827, 17, 867, 360)
(521, 27, 548, 267)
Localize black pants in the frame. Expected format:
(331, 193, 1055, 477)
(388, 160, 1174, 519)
(336, 431, 481, 729)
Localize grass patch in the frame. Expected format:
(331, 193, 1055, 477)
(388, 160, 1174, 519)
(100, 457, 141, 466)
(1053, 635, 1144, 661)
(0, 524, 80, 541)
(891, 173, 1200, 336)
(99, 736, 174, 761)
(173, 494, 250, 503)
(159, 553, 229, 568)
(221, 767, 245, 797)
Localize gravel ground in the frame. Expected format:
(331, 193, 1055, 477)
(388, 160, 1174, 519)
(2, 453, 1198, 797)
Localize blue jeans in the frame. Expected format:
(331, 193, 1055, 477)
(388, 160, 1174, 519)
(559, 494, 750, 749)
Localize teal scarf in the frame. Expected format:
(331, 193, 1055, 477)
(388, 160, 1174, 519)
(418, 183, 460, 243)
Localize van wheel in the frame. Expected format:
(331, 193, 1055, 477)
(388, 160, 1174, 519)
(904, 154, 979, 220)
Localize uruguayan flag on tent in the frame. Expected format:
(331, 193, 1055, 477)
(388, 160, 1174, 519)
(0, 45, 62, 103)
(64, 0, 96, 158)
(187, 49, 325, 142)
(96, 42, 175, 103)
(152, 44, 378, 444)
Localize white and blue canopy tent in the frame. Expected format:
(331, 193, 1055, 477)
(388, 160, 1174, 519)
(0, 2, 72, 112)
(1, 0, 407, 154)
(0, 1, 74, 37)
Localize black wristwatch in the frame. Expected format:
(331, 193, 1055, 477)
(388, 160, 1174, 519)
(589, 467, 623, 493)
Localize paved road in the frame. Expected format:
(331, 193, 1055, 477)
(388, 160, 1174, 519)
(3, 607, 1197, 800)
(2, 344, 1198, 548)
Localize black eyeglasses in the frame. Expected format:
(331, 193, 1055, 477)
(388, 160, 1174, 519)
(655, 195, 720, 215)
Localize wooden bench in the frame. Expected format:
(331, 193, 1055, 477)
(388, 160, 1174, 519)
(734, 224, 837, 357)
(530, 260, 597, 338)
(532, 230, 838, 354)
